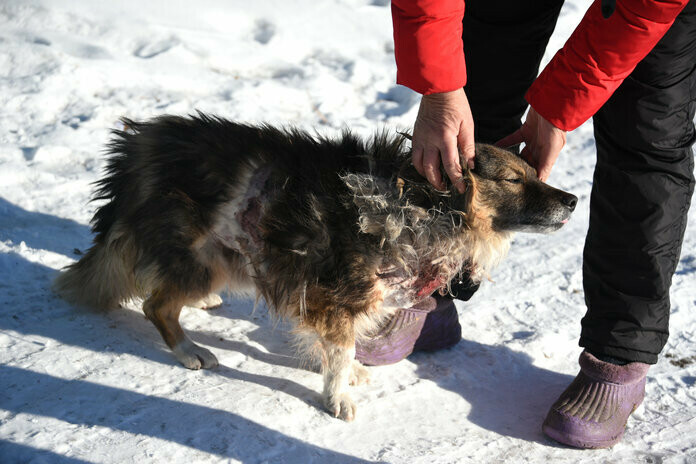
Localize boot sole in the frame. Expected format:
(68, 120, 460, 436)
(542, 422, 624, 449)
(542, 401, 641, 449)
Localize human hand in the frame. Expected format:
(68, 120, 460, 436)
(496, 107, 566, 182)
(412, 88, 475, 193)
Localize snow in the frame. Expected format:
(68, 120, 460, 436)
(1, 0, 695, 462)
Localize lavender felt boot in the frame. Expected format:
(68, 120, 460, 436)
(413, 294, 462, 352)
(542, 351, 649, 448)
(355, 295, 461, 366)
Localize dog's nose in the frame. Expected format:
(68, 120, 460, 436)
(562, 194, 578, 212)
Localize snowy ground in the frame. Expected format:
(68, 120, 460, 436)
(1, 1, 696, 463)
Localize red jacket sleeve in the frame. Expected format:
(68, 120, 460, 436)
(526, 0, 691, 131)
(391, 0, 466, 95)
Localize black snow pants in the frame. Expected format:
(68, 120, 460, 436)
(462, 0, 696, 364)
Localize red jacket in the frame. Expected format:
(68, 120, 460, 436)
(391, 0, 690, 131)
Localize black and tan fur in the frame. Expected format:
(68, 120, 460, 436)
(54, 113, 577, 420)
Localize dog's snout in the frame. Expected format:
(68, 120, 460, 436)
(562, 193, 578, 212)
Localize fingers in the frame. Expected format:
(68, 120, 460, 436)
(412, 146, 425, 177)
(533, 144, 553, 182)
(460, 143, 475, 171)
(441, 137, 464, 193)
(412, 137, 464, 193)
(495, 107, 567, 182)
(530, 108, 566, 182)
(411, 88, 476, 192)
(457, 119, 475, 171)
(422, 146, 444, 190)
(495, 128, 524, 150)
(535, 138, 564, 182)
(537, 165, 552, 182)
(520, 144, 533, 166)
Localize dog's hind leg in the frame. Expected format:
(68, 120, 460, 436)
(143, 288, 219, 370)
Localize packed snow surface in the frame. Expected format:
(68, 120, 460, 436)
(1, 1, 696, 463)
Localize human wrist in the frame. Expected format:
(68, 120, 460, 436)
(422, 88, 463, 103)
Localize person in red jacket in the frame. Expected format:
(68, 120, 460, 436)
(388, 0, 696, 449)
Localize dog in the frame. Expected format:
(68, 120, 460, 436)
(53, 113, 577, 421)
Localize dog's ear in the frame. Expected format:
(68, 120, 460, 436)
(500, 143, 521, 156)
(453, 168, 476, 215)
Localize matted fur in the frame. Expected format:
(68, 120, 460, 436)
(53, 113, 576, 420)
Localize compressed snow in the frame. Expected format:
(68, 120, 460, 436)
(1, 0, 696, 463)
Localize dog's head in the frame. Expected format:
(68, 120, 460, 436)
(455, 144, 577, 234)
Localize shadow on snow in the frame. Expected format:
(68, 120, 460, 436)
(409, 330, 575, 445)
(0, 366, 375, 463)
(0, 198, 375, 463)
(2, 197, 577, 455)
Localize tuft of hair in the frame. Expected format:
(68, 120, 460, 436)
(342, 165, 511, 287)
(52, 226, 139, 310)
(291, 328, 324, 372)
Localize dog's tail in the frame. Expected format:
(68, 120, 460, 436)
(53, 226, 139, 310)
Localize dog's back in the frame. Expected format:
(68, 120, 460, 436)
(53, 114, 408, 313)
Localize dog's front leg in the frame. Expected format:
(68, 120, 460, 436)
(321, 337, 357, 421)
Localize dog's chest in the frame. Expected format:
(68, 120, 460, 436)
(376, 264, 448, 311)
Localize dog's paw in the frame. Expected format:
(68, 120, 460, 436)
(325, 393, 357, 421)
(349, 360, 370, 386)
(191, 293, 224, 310)
(172, 340, 219, 370)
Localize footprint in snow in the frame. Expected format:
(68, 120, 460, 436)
(253, 19, 275, 45)
(21, 147, 38, 162)
(31, 36, 51, 46)
(134, 37, 179, 59)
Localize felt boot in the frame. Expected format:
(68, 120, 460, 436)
(355, 295, 461, 366)
(542, 350, 649, 448)
(413, 294, 462, 352)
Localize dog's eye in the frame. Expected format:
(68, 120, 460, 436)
(504, 178, 522, 184)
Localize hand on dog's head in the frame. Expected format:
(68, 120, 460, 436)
(403, 143, 578, 234)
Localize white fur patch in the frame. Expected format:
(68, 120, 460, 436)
(322, 342, 357, 421)
(172, 338, 219, 370)
(190, 293, 223, 309)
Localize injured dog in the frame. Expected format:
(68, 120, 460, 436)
(53, 113, 577, 421)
